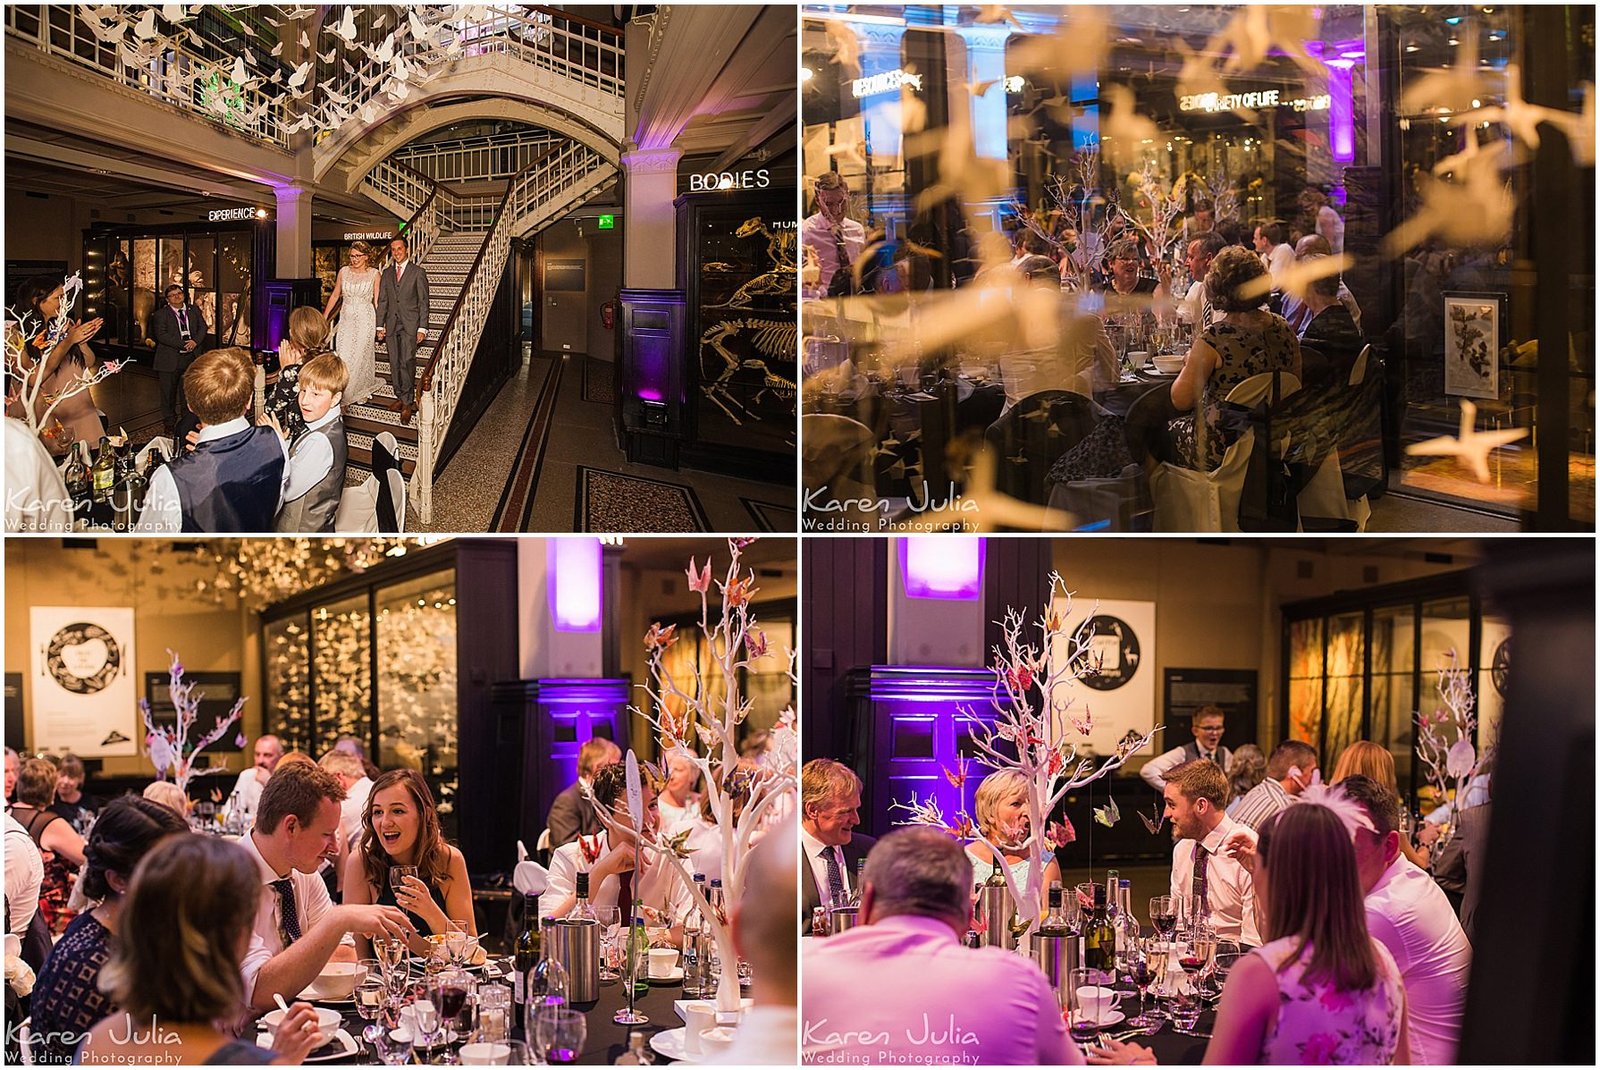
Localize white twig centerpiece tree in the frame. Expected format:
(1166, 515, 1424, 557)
(599, 538, 798, 1013)
(1413, 652, 1480, 859)
(892, 572, 1160, 950)
(138, 650, 247, 799)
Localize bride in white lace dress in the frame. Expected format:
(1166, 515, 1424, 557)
(323, 241, 381, 406)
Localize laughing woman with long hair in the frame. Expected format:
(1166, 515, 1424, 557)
(341, 768, 475, 957)
(1090, 798, 1411, 1065)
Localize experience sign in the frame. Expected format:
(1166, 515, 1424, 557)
(208, 207, 258, 221)
(1179, 90, 1331, 114)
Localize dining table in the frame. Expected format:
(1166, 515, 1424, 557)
(274, 954, 702, 1064)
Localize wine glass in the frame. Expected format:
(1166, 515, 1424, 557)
(535, 1006, 587, 1065)
(355, 974, 387, 1042)
(389, 865, 420, 904)
(1212, 939, 1243, 992)
(1148, 896, 1177, 942)
(375, 935, 408, 997)
(444, 918, 477, 968)
(411, 981, 442, 1053)
(435, 969, 473, 1037)
(594, 906, 622, 982)
(1191, 923, 1219, 997)
(1125, 936, 1159, 1029)
(371, 1010, 414, 1066)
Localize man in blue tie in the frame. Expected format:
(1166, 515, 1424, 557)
(151, 284, 208, 434)
(799, 759, 875, 936)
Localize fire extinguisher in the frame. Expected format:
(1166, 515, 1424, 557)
(600, 300, 615, 331)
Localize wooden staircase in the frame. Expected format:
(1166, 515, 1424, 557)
(342, 230, 487, 482)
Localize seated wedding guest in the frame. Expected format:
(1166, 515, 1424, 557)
(1141, 706, 1233, 791)
(965, 768, 1062, 898)
(142, 779, 189, 816)
(10, 757, 86, 936)
(74, 835, 329, 1066)
(802, 828, 1077, 1065)
(263, 307, 332, 443)
(1294, 258, 1366, 391)
(1252, 219, 1295, 286)
(800, 758, 875, 935)
(1430, 769, 1492, 940)
(546, 736, 621, 848)
(542, 761, 693, 926)
(334, 734, 382, 781)
(1331, 741, 1431, 870)
(5, 415, 73, 532)
(712, 818, 798, 1065)
(1340, 774, 1471, 1065)
(8, 274, 106, 456)
(229, 734, 285, 826)
(1176, 233, 1228, 330)
(801, 171, 865, 299)
(48, 753, 99, 830)
(134, 347, 287, 533)
(1096, 239, 1160, 296)
(657, 748, 704, 838)
(1185, 199, 1216, 240)
(342, 768, 475, 956)
(241, 763, 413, 1012)
(1224, 744, 1266, 813)
(1164, 248, 1301, 471)
(1163, 759, 1260, 945)
(318, 749, 371, 896)
(29, 797, 189, 1064)
(273, 352, 348, 533)
(5, 747, 19, 809)
(1090, 798, 1410, 1065)
(1227, 739, 1318, 831)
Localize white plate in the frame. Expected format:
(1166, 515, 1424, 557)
(648, 967, 685, 984)
(649, 1027, 702, 1064)
(256, 1028, 358, 1063)
(1086, 1011, 1125, 1029)
(298, 988, 356, 1004)
(674, 997, 753, 1023)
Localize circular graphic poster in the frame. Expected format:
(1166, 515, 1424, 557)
(1070, 614, 1142, 691)
(30, 607, 137, 757)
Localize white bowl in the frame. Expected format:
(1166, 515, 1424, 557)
(262, 1005, 342, 1037)
(1152, 354, 1186, 374)
(307, 960, 366, 1000)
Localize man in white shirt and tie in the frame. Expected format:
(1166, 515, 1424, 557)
(1164, 759, 1260, 945)
(1142, 706, 1233, 791)
(799, 759, 875, 935)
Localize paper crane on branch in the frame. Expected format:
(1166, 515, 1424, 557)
(138, 649, 248, 799)
(589, 538, 797, 1014)
(892, 573, 1161, 951)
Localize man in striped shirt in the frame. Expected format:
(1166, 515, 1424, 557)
(1228, 739, 1319, 831)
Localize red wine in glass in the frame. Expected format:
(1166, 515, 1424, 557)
(1179, 955, 1206, 976)
(1069, 1018, 1101, 1044)
(1152, 913, 1177, 938)
(438, 983, 468, 1020)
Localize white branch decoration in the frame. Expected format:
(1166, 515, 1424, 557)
(893, 573, 1161, 951)
(592, 538, 796, 1013)
(5, 272, 124, 449)
(138, 649, 247, 799)
(1413, 651, 1480, 859)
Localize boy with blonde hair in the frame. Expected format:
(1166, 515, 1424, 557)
(274, 352, 348, 532)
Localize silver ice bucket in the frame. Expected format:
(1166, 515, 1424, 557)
(828, 906, 861, 935)
(547, 918, 600, 1003)
(1031, 931, 1084, 1009)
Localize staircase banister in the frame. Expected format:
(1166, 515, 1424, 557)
(416, 152, 547, 393)
(525, 5, 625, 40)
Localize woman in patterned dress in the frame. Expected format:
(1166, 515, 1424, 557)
(1088, 798, 1411, 1065)
(1167, 246, 1302, 471)
(9, 757, 86, 937)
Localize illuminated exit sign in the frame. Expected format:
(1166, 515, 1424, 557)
(596, 214, 615, 230)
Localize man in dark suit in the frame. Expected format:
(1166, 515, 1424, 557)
(375, 235, 430, 426)
(150, 283, 208, 433)
(800, 758, 876, 936)
(546, 736, 622, 849)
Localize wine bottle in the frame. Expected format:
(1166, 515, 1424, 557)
(1038, 882, 1071, 937)
(91, 435, 115, 504)
(513, 905, 540, 1006)
(573, 870, 598, 923)
(612, 1030, 654, 1064)
(1086, 882, 1114, 972)
(63, 442, 90, 522)
(627, 915, 650, 996)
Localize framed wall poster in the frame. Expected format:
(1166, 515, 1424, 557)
(29, 607, 138, 757)
(1046, 597, 1157, 755)
(545, 259, 586, 292)
(1443, 291, 1505, 400)
(1162, 668, 1259, 750)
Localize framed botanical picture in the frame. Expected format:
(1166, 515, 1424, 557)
(1443, 291, 1505, 400)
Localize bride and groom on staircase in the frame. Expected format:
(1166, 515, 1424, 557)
(324, 234, 431, 426)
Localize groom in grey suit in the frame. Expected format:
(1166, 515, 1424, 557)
(376, 234, 430, 424)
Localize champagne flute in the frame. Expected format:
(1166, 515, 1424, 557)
(594, 906, 622, 981)
(1192, 923, 1219, 998)
(375, 935, 408, 997)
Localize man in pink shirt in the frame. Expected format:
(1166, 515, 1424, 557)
(802, 827, 1077, 1066)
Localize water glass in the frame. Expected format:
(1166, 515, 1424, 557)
(355, 976, 387, 1039)
(372, 1015, 415, 1066)
(595, 906, 622, 981)
(1169, 989, 1203, 1033)
(534, 1006, 587, 1065)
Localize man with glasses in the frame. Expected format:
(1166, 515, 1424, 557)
(801, 173, 864, 300)
(799, 758, 874, 936)
(1141, 706, 1233, 791)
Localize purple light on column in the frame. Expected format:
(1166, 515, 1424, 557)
(900, 536, 985, 599)
(1328, 60, 1356, 163)
(549, 538, 602, 631)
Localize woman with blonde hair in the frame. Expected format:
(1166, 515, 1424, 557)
(1330, 740, 1430, 868)
(141, 779, 188, 817)
(322, 240, 380, 406)
(342, 767, 476, 957)
(1224, 743, 1268, 817)
(76, 834, 326, 1065)
(964, 768, 1062, 901)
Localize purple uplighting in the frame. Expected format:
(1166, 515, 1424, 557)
(1329, 61, 1356, 163)
(549, 538, 603, 631)
(633, 334, 671, 404)
(900, 536, 985, 600)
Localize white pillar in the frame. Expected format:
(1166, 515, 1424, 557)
(957, 25, 1012, 162)
(274, 183, 314, 278)
(852, 21, 908, 165)
(620, 145, 682, 289)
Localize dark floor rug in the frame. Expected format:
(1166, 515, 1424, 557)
(575, 467, 709, 532)
(581, 357, 615, 405)
(741, 497, 797, 532)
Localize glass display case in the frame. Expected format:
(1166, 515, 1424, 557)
(675, 188, 797, 480)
